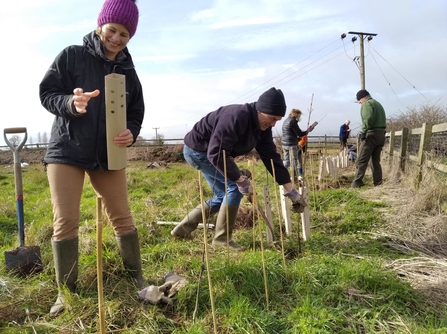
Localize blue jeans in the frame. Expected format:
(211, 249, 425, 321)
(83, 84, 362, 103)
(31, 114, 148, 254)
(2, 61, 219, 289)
(183, 145, 243, 211)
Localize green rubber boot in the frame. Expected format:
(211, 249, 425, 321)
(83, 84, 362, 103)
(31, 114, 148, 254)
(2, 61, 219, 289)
(212, 204, 245, 252)
(50, 237, 78, 317)
(171, 203, 216, 239)
(116, 229, 147, 289)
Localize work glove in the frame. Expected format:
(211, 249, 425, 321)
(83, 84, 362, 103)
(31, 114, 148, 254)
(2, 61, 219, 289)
(291, 203, 305, 213)
(239, 168, 252, 179)
(138, 273, 189, 305)
(138, 283, 173, 305)
(284, 188, 307, 208)
(236, 175, 251, 195)
(164, 273, 189, 298)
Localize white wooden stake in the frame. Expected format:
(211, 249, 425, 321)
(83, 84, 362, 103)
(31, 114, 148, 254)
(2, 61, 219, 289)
(298, 187, 310, 240)
(279, 186, 292, 235)
(318, 156, 325, 181)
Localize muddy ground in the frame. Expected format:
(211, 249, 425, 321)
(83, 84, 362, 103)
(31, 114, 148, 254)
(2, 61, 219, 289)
(0, 145, 262, 166)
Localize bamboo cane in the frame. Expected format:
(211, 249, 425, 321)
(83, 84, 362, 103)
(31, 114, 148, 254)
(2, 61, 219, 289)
(198, 171, 217, 334)
(301, 93, 314, 179)
(249, 158, 269, 310)
(96, 196, 106, 334)
(222, 150, 230, 258)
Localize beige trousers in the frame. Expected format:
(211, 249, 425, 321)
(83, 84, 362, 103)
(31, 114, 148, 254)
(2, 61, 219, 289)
(47, 164, 135, 240)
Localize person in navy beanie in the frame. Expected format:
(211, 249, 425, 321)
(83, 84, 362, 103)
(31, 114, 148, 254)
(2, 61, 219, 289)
(171, 87, 308, 251)
(40, 0, 146, 317)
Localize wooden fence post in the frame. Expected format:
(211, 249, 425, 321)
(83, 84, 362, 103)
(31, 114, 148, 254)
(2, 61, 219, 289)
(388, 130, 395, 166)
(399, 128, 409, 172)
(416, 122, 432, 188)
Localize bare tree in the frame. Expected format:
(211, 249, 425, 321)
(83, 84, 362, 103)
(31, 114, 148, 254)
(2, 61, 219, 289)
(42, 132, 48, 145)
(387, 103, 447, 132)
(151, 133, 164, 146)
(7, 135, 22, 148)
(134, 135, 145, 146)
(37, 132, 42, 144)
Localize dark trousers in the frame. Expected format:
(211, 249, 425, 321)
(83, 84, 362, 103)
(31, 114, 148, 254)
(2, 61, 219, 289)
(339, 137, 348, 150)
(352, 131, 385, 186)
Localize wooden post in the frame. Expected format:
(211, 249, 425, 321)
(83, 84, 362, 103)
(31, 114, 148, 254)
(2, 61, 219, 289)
(416, 122, 432, 187)
(400, 128, 409, 172)
(388, 130, 395, 166)
(105, 73, 127, 170)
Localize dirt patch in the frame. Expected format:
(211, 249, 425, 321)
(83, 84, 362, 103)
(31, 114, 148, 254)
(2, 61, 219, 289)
(0, 148, 47, 165)
(0, 145, 189, 165)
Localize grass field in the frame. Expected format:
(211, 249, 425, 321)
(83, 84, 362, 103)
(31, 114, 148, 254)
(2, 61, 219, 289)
(1, 158, 446, 333)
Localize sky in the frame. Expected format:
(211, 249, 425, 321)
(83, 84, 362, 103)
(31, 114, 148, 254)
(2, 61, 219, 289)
(1, 0, 446, 146)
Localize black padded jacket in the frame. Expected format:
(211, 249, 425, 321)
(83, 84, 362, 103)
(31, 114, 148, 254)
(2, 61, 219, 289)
(184, 102, 291, 184)
(39, 31, 145, 170)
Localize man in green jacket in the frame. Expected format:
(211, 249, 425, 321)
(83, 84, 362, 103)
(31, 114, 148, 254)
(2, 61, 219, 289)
(351, 90, 387, 188)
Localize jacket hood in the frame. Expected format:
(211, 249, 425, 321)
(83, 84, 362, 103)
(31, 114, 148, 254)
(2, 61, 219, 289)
(83, 31, 135, 70)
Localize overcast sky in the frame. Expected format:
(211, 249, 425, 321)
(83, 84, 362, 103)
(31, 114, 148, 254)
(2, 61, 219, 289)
(1, 0, 446, 147)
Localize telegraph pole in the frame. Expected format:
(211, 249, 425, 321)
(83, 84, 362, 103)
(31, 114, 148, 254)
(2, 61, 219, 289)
(347, 31, 377, 89)
(152, 127, 160, 140)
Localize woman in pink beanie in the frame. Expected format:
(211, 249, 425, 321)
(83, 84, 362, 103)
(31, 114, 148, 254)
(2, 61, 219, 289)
(39, 0, 146, 317)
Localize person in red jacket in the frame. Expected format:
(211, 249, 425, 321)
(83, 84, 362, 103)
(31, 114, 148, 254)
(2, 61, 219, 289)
(171, 87, 307, 251)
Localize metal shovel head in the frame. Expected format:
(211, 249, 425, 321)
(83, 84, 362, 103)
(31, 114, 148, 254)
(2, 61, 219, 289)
(4, 246, 43, 276)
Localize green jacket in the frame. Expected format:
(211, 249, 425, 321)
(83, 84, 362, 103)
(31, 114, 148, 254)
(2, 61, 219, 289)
(361, 97, 386, 133)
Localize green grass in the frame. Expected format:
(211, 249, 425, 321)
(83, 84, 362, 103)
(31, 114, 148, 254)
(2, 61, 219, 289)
(0, 161, 446, 333)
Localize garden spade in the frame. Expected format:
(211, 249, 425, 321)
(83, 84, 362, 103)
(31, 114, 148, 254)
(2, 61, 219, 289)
(3, 127, 42, 276)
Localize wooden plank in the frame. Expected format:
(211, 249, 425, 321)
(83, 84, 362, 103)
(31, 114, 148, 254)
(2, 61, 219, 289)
(105, 73, 127, 170)
(427, 160, 447, 174)
(432, 122, 447, 133)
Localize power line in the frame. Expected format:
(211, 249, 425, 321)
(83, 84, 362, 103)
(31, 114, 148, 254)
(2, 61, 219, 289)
(368, 46, 405, 109)
(369, 45, 429, 101)
(228, 37, 343, 104)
